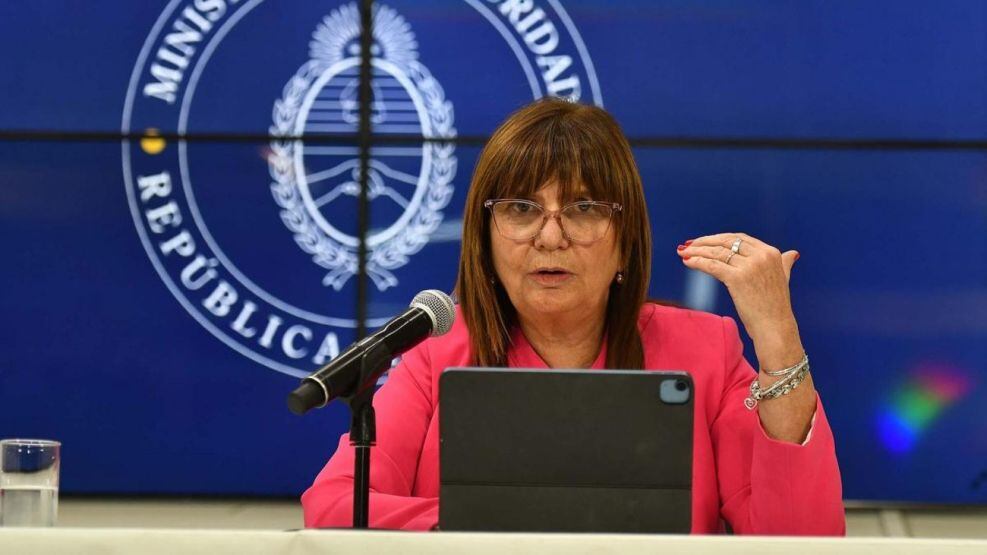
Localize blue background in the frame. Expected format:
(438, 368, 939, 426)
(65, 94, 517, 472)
(0, 1, 985, 504)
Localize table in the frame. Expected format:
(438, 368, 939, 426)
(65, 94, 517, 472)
(1, 528, 986, 555)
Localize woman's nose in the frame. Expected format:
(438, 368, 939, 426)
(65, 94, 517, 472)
(534, 214, 568, 249)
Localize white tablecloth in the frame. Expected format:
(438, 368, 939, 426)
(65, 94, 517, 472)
(1, 528, 985, 555)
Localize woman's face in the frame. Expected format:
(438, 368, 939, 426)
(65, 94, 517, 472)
(490, 180, 622, 323)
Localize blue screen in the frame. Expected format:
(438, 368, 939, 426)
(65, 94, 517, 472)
(0, 0, 984, 503)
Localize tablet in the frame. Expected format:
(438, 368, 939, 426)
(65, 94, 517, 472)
(439, 367, 693, 533)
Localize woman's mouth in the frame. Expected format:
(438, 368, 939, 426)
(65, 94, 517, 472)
(530, 268, 573, 286)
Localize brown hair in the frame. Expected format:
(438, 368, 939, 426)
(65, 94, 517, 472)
(455, 97, 653, 369)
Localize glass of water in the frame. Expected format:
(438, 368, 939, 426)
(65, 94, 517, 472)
(0, 439, 60, 527)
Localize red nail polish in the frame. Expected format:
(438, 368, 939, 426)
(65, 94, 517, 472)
(684, 240, 693, 246)
(795, 253, 800, 261)
(677, 244, 686, 251)
(683, 256, 691, 260)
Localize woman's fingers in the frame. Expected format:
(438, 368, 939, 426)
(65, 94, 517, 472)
(680, 251, 738, 282)
(781, 250, 800, 280)
(677, 244, 747, 264)
(687, 232, 768, 253)
(678, 232, 797, 288)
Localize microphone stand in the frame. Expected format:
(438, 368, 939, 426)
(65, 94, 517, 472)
(342, 344, 391, 528)
(287, 318, 417, 527)
(346, 387, 375, 528)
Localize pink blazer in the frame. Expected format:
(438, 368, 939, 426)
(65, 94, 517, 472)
(302, 303, 845, 534)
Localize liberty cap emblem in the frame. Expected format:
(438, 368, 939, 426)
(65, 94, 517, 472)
(269, 3, 457, 291)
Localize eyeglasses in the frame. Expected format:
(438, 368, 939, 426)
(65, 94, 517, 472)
(484, 199, 622, 245)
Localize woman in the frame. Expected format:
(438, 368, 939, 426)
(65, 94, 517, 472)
(302, 98, 845, 534)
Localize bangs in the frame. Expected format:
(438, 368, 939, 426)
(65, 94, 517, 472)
(488, 113, 619, 203)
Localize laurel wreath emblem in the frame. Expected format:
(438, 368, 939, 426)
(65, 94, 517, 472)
(268, 3, 456, 291)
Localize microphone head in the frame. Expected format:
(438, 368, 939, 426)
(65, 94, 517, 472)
(410, 290, 456, 336)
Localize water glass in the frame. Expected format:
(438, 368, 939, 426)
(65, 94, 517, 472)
(0, 439, 60, 527)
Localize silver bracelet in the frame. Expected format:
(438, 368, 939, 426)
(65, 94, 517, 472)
(763, 352, 808, 377)
(743, 358, 810, 410)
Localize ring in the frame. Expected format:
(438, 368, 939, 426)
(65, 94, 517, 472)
(731, 238, 743, 254)
(725, 252, 736, 265)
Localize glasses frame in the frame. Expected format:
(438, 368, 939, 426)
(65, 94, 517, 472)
(483, 198, 623, 245)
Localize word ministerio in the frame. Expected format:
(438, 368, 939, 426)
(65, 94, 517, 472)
(142, 0, 586, 106)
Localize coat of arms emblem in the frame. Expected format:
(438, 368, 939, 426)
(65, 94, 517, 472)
(268, 3, 457, 291)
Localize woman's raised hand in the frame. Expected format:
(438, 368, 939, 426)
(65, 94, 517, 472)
(676, 233, 801, 353)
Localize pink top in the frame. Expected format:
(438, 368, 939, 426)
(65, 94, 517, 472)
(302, 303, 845, 534)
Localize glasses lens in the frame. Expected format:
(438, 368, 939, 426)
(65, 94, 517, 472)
(561, 202, 614, 243)
(492, 201, 543, 240)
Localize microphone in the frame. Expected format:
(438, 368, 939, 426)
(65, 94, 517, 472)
(286, 289, 455, 415)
